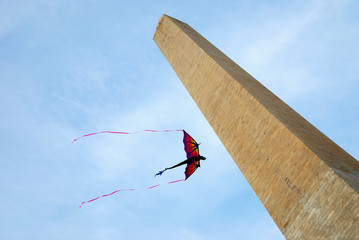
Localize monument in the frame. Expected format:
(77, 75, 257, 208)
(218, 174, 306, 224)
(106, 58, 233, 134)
(154, 15, 359, 239)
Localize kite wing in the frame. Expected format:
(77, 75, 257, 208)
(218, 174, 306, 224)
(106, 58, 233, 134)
(183, 130, 200, 159)
(185, 160, 200, 180)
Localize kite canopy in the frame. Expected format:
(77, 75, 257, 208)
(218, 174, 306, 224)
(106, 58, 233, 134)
(154, 130, 205, 180)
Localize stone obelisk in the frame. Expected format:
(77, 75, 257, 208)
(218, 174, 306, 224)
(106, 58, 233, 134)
(153, 15, 359, 239)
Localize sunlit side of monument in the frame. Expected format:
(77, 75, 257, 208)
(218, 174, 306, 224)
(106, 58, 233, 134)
(154, 14, 359, 239)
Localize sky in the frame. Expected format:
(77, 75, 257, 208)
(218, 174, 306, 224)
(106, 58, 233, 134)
(1, 0, 358, 239)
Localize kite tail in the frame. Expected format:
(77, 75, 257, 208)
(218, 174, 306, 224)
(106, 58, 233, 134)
(79, 179, 185, 208)
(72, 129, 183, 144)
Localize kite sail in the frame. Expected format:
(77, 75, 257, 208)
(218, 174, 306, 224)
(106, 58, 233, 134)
(73, 129, 205, 207)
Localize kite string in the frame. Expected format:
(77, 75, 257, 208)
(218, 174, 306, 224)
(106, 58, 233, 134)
(79, 179, 185, 208)
(72, 129, 183, 144)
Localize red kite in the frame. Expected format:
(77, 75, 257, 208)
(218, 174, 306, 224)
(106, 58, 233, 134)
(155, 130, 206, 180)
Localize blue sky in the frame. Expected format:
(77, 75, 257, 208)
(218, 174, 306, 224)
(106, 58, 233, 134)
(1, 0, 358, 239)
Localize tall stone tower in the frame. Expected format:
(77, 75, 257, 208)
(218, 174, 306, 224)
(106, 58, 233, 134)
(153, 15, 359, 239)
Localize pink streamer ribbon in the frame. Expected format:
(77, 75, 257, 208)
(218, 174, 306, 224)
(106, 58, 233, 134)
(79, 179, 185, 208)
(74, 129, 186, 208)
(72, 129, 183, 144)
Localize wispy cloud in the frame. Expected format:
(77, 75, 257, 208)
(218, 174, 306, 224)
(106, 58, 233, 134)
(0, 0, 63, 38)
(3, 1, 358, 240)
(216, 0, 354, 101)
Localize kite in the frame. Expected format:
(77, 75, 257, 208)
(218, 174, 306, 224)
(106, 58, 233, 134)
(155, 130, 206, 180)
(73, 129, 206, 208)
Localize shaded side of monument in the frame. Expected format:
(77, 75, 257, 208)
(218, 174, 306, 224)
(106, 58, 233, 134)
(153, 15, 359, 239)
